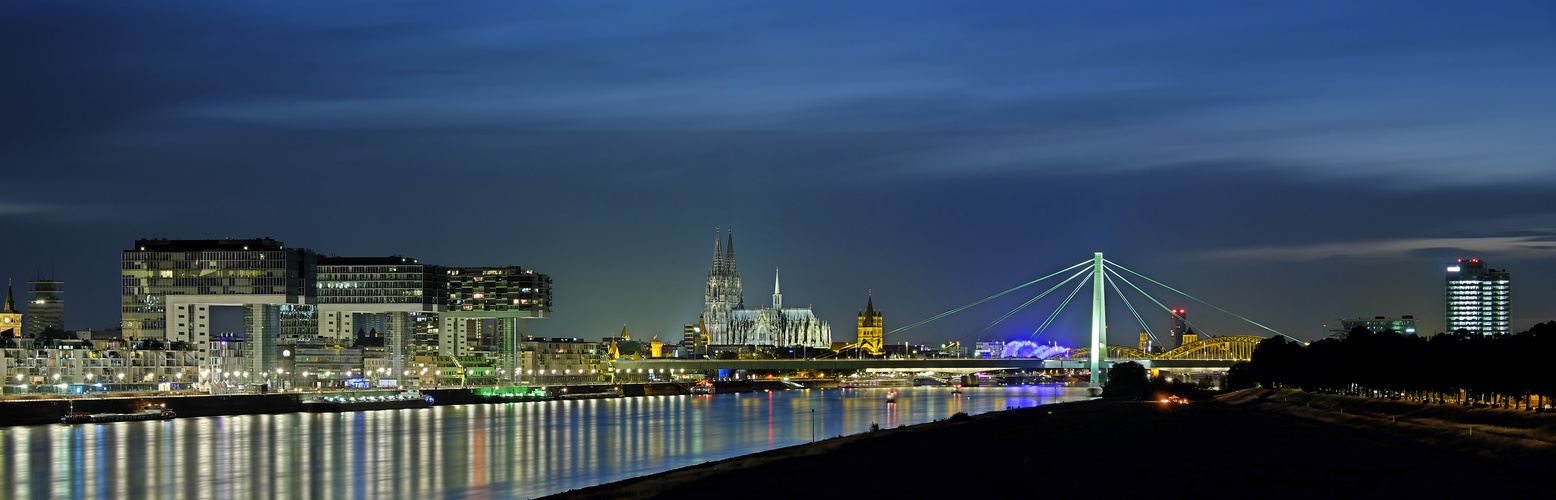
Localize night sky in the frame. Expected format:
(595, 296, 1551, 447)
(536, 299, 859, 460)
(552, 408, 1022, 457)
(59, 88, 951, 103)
(4, 1, 1555, 347)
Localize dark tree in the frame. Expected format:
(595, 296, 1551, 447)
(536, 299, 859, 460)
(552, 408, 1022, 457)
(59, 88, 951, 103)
(1225, 361, 1255, 391)
(1103, 361, 1149, 398)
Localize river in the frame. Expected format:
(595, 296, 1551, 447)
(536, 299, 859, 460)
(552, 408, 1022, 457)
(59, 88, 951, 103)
(0, 385, 1090, 499)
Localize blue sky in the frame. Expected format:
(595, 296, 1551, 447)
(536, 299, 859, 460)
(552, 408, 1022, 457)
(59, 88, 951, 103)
(4, 0, 1555, 345)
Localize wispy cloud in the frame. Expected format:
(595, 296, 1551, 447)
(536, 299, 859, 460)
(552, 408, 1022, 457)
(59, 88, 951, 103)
(0, 203, 55, 216)
(1204, 234, 1556, 261)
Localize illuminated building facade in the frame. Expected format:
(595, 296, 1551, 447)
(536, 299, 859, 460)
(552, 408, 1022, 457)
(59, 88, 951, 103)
(442, 266, 553, 379)
(701, 229, 831, 349)
(683, 316, 709, 357)
(120, 238, 316, 379)
(857, 295, 883, 355)
(0, 283, 21, 340)
(703, 227, 743, 346)
(315, 255, 448, 379)
(1446, 259, 1510, 335)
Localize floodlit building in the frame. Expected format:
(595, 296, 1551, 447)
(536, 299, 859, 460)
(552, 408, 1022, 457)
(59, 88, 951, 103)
(683, 316, 709, 358)
(517, 337, 603, 384)
(701, 229, 831, 349)
(703, 227, 743, 346)
(0, 283, 20, 340)
(974, 340, 1005, 358)
(857, 294, 884, 355)
(726, 269, 831, 348)
(1445, 259, 1511, 335)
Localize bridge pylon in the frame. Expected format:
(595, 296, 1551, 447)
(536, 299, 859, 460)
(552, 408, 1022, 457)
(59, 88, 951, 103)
(1090, 252, 1106, 389)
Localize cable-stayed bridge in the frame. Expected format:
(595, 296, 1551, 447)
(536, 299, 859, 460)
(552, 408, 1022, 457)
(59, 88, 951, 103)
(625, 253, 1287, 384)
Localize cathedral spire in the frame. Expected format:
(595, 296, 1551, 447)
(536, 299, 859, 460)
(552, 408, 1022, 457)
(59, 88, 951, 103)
(724, 227, 737, 273)
(773, 268, 782, 309)
(865, 291, 876, 317)
(712, 226, 724, 271)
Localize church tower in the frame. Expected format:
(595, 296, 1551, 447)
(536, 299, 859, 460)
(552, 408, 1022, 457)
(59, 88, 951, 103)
(702, 227, 744, 345)
(857, 293, 883, 355)
(0, 281, 22, 339)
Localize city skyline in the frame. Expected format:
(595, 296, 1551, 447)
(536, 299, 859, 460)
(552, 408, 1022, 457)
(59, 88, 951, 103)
(5, 1, 1556, 347)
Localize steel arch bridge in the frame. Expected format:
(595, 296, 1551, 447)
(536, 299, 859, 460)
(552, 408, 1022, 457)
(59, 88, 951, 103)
(1066, 335, 1266, 361)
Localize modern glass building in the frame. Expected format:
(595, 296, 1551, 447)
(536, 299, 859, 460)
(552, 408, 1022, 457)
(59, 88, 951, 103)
(1168, 308, 1188, 349)
(25, 279, 64, 337)
(121, 238, 316, 342)
(442, 266, 553, 379)
(445, 266, 551, 316)
(314, 256, 447, 380)
(120, 238, 317, 381)
(1445, 259, 1511, 335)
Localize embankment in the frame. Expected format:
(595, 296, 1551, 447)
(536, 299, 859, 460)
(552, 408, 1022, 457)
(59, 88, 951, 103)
(547, 396, 1552, 499)
(0, 382, 691, 427)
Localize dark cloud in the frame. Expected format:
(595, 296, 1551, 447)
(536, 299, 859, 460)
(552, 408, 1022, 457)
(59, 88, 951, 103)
(3, 0, 1556, 344)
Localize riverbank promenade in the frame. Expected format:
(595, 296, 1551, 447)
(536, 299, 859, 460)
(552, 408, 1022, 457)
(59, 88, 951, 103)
(550, 390, 1554, 499)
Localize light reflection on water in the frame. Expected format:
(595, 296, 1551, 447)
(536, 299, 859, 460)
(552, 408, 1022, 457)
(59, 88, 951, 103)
(0, 385, 1089, 499)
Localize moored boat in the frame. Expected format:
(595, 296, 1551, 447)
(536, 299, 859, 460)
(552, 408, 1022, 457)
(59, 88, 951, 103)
(62, 403, 176, 424)
(302, 391, 433, 413)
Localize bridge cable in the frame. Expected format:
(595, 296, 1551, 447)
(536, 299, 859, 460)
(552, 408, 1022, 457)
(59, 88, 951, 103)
(1105, 260, 1301, 343)
(1102, 265, 1218, 340)
(1104, 271, 1162, 347)
(885, 259, 1092, 337)
(955, 266, 1093, 343)
(1028, 266, 1094, 339)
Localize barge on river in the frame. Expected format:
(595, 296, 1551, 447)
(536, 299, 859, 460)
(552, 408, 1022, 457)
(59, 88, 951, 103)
(62, 403, 176, 424)
(302, 390, 433, 413)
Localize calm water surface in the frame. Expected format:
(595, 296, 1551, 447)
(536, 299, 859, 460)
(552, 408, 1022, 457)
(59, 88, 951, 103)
(1, 386, 1089, 499)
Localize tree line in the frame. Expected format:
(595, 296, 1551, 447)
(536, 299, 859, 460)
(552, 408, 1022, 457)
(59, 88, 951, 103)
(1227, 321, 1556, 409)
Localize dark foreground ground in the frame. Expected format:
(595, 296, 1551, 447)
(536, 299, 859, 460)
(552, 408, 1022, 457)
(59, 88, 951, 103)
(545, 391, 1553, 500)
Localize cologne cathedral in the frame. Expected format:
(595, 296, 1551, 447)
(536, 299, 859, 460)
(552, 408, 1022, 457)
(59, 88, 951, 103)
(703, 228, 831, 348)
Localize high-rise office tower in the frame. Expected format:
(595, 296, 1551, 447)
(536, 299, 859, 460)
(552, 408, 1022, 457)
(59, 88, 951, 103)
(25, 279, 64, 336)
(1168, 308, 1188, 348)
(1446, 259, 1511, 335)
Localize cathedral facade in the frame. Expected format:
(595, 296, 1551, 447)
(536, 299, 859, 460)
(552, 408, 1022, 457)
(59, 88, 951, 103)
(702, 229, 831, 349)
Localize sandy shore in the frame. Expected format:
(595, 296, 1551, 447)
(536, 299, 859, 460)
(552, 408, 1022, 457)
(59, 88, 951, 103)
(544, 391, 1553, 499)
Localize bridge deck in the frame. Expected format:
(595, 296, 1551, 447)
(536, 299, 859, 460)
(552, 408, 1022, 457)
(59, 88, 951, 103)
(613, 358, 1238, 373)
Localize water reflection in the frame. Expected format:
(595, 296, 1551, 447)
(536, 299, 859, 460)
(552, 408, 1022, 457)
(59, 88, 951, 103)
(0, 386, 1087, 499)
